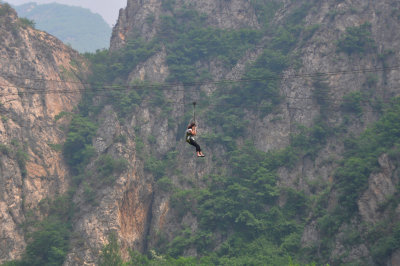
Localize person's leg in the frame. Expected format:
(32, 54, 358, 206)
(189, 139, 201, 152)
(189, 139, 204, 156)
(193, 141, 204, 156)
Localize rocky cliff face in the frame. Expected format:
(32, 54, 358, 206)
(103, 0, 400, 264)
(0, 4, 87, 263)
(2, 0, 400, 265)
(110, 0, 260, 51)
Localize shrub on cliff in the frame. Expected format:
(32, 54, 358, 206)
(0, 3, 12, 17)
(62, 114, 97, 174)
(337, 22, 376, 55)
(18, 17, 35, 29)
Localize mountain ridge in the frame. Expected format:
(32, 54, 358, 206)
(13, 2, 111, 53)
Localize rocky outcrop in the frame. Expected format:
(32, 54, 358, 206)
(358, 154, 399, 224)
(110, 0, 259, 51)
(0, 4, 87, 262)
(64, 105, 155, 265)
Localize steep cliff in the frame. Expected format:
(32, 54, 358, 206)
(0, 3, 87, 263)
(2, 0, 400, 265)
(103, 0, 400, 264)
(110, 0, 260, 51)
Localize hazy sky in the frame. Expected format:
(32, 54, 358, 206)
(4, 0, 127, 25)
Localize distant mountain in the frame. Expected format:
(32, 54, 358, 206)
(14, 2, 111, 53)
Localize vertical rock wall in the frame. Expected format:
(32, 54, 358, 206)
(2, 0, 400, 264)
(0, 4, 87, 262)
(106, 0, 400, 264)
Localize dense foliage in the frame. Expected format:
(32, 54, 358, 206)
(17, 17, 35, 28)
(163, 144, 308, 263)
(159, 8, 262, 83)
(3, 195, 74, 266)
(83, 2, 320, 265)
(337, 98, 400, 215)
(337, 22, 376, 55)
(314, 98, 400, 264)
(85, 39, 159, 85)
(62, 114, 97, 174)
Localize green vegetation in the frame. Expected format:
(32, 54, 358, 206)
(18, 17, 35, 28)
(72, 4, 322, 264)
(336, 98, 400, 215)
(144, 151, 178, 180)
(62, 114, 97, 174)
(368, 220, 400, 264)
(3, 113, 129, 265)
(364, 73, 378, 88)
(16, 148, 28, 177)
(313, 98, 400, 263)
(84, 40, 159, 84)
(99, 234, 313, 266)
(341, 91, 363, 114)
(4, 2, 321, 263)
(5, 195, 74, 266)
(160, 8, 261, 83)
(99, 234, 124, 266)
(5, 0, 400, 265)
(205, 2, 311, 143)
(95, 154, 128, 185)
(7, 140, 29, 178)
(82, 41, 159, 119)
(157, 113, 336, 263)
(21, 218, 70, 265)
(54, 111, 71, 121)
(0, 143, 10, 155)
(0, 2, 12, 17)
(89, 2, 333, 265)
(0, 141, 30, 177)
(337, 22, 376, 55)
(61, 113, 129, 204)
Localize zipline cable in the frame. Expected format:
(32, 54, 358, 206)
(0, 64, 399, 93)
(193, 101, 196, 124)
(26, 89, 399, 113)
(0, 89, 398, 106)
(0, 83, 399, 107)
(3, 100, 390, 131)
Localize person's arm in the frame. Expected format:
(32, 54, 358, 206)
(192, 127, 197, 136)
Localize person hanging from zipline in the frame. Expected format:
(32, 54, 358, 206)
(186, 122, 205, 157)
(185, 101, 205, 157)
